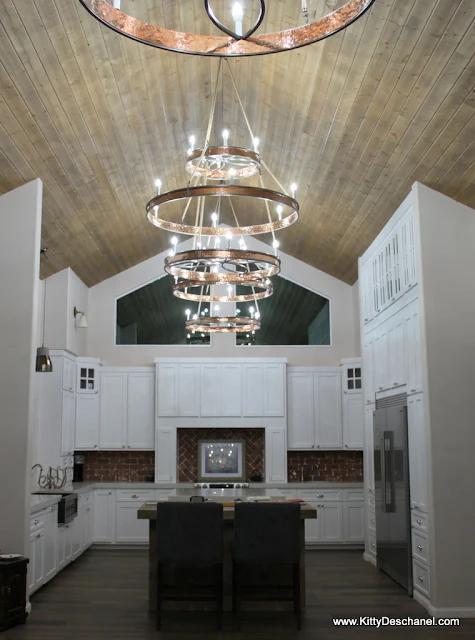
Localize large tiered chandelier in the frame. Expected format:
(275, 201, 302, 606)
(79, 0, 376, 57)
(146, 58, 299, 334)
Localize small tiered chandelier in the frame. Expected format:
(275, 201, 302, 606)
(147, 58, 299, 334)
(78, 0, 376, 57)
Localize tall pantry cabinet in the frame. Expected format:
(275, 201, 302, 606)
(358, 182, 475, 618)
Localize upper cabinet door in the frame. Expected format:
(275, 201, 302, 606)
(265, 427, 287, 483)
(399, 210, 417, 290)
(242, 364, 264, 416)
(62, 358, 76, 392)
(157, 364, 178, 416)
(263, 364, 285, 416)
(314, 372, 342, 449)
(77, 364, 98, 394)
(61, 391, 76, 456)
(342, 393, 364, 449)
(200, 365, 222, 417)
(287, 371, 315, 449)
(387, 311, 405, 389)
(75, 394, 99, 450)
(221, 364, 242, 417)
(404, 299, 423, 395)
(155, 427, 177, 482)
(363, 334, 375, 405)
(127, 373, 155, 449)
(99, 373, 127, 449)
(178, 364, 200, 416)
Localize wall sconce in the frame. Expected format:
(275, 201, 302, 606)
(36, 248, 52, 373)
(73, 306, 88, 328)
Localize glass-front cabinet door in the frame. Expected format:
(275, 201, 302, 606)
(76, 362, 99, 393)
(346, 366, 362, 392)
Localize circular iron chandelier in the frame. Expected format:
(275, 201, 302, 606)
(186, 315, 260, 333)
(185, 146, 261, 181)
(78, 0, 376, 57)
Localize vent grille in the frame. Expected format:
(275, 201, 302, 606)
(375, 393, 407, 409)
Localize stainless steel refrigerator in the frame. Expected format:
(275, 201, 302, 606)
(373, 396, 412, 595)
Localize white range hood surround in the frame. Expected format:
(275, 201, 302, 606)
(154, 358, 288, 484)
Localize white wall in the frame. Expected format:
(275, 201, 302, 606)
(87, 234, 359, 366)
(416, 183, 475, 610)
(0, 180, 42, 555)
(43, 267, 88, 356)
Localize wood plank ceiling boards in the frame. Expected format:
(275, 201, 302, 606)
(1, 0, 475, 285)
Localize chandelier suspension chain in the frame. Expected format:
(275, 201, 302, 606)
(225, 59, 288, 196)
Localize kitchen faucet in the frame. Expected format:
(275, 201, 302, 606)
(32, 463, 67, 490)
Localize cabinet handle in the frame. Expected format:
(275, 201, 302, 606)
(378, 386, 383, 390)
(316, 445, 320, 448)
(418, 576, 424, 582)
(417, 545, 423, 551)
(122, 446, 126, 449)
(410, 389, 416, 393)
(393, 382, 398, 386)
(417, 519, 422, 525)
(169, 476, 173, 480)
(370, 499, 374, 504)
(317, 494, 324, 498)
(36, 533, 41, 539)
(371, 543, 375, 548)
(108, 492, 112, 495)
(371, 519, 375, 524)
(94, 445, 97, 448)
(344, 445, 348, 448)
(34, 519, 39, 525)
(131, 495, 139, 499)
(85, 497, 89, 502)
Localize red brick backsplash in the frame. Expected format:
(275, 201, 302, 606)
(287, 450, 363, 482)
(78, 451, 155, 482)
(177, 428, 265, 483)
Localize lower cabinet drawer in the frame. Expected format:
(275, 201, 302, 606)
(345, 490, 365, 502)
(30, 512, 45, 531)
(413, 560, 430, 598)
(412, 530, 429, 564)
(116, 490, 156, 502)
(411, 511, 428, 533)
(300, 490, 342, 502)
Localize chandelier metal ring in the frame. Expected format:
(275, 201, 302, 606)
(186, 316, 260, 333)
(78, 0, 376, 57)
(185, 146, 260, 180)
(147, 185, 299, 236)
(174, 279, 272, 303)
(165, 249, 281, 283)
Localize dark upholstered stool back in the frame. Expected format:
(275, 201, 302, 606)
(233, 502, 301, 564)
(156, 502, 223, 564)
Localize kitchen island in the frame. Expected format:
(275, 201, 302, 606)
(138, 488, 317, 611)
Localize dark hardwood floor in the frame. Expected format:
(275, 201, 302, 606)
(5, 549, 475, 639)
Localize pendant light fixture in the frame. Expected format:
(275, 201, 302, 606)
(36, 248, 53, 373)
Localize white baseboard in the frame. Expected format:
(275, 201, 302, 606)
(25, 601, 32, 614)
(413, 590, 475, 618)
(363, 551, 377, 566)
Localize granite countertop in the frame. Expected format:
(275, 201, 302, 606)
(30, 494, 62, 515)
(71, 481, 363, 492)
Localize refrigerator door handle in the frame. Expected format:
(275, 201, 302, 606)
(384, 431, 396, 513)
(380, 431, 387, 513)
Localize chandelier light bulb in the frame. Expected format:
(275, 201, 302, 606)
(290, 183, 298, 197)
(201, 310, 206, 316)
(232, 2, 244, 36)
(211, 212, 218, 226)
(239, 237, 247, 250)
(236, 308, 241, 314)
(276, 205, 283, 220)
(185, 308, 191, 318)
(255, 311, 260, 320)
(226, 231, 233, 248)
(171, 236, 178, 246)
(273, 239, 280, 255)
(187, 333, 191, 339)
(253, 137, 260, 152)
(155, 178, 162, 195)
(222, 129, 229, 146)
(214, 305, 220, 312)
(193, 314, 198, 320)
(189, 134, 196, 148)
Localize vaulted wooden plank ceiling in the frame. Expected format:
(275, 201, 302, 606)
(1, 0, 475, 286)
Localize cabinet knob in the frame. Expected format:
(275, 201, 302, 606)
(371, 519, 375, 524)
(321, 505, 325, 508)
(269, 476, 272, 480)
(418, 576, 424, 582)
(393, 382, 398, 386)
(378, 386, 383, 390)
(94, 445, 97, 448)
(417, 519, 422, 525)
(108, 492, 112, 495)
(36, 533, 41, 539)
(417, 545, 423, 551)
(371, 543, 375, 548)
(34, 519, 39, 525)
(410, 389, 416, 393)
(345, 445, 348, 448)
(169, 476, 173, 480)
(122, 446, 126, 449)
(131, 495, 139, 499)
(317, 494, 324, 498)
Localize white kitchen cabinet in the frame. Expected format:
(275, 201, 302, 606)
(264, 364, 285, 416)
(407, 394, 428, 513)
(43, 506, 58, 584)
(319, 503, 344, 543)
(75, 393, 100, 450)
(76, 360, 100, 394)
(343, 502, 364, 542)
(404, 298, 423, 395)
(56, 525, 67, 571)
(304, 502, 320, 544)
(62, 357, 76, 393)
(265, 427, 287, 483)
(178, 364, 200, 417)
(116, 503, 150, 543)
(155, 427, 177, 482)
(342, 393, 364, 449)
(287, 371, 314, 449)
(200, 364, 222, 417)
(71, 512, 82, 561)
(242, 364, 265, 416)
(93, 490, 116, 543)
(221, 364, 242, 416)
(64, 523, 73, 565)
(83, 493, 94, 549)
(314, 372, 342, 449)
(157, 364, 178, 416)
(364, 406, 375, 494)
(29, 528, 45, 594)
(373, 324, 390, 393)
(127, 372, 155, 449)
(363, 335, 375, 405)
(99, 373, 128, 449)
(387, 311, 405, 389)
(61, 391, 76, 456)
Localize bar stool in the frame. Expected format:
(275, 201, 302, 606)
(156, 502, 224, 630)
(232, 502, 302, 630)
